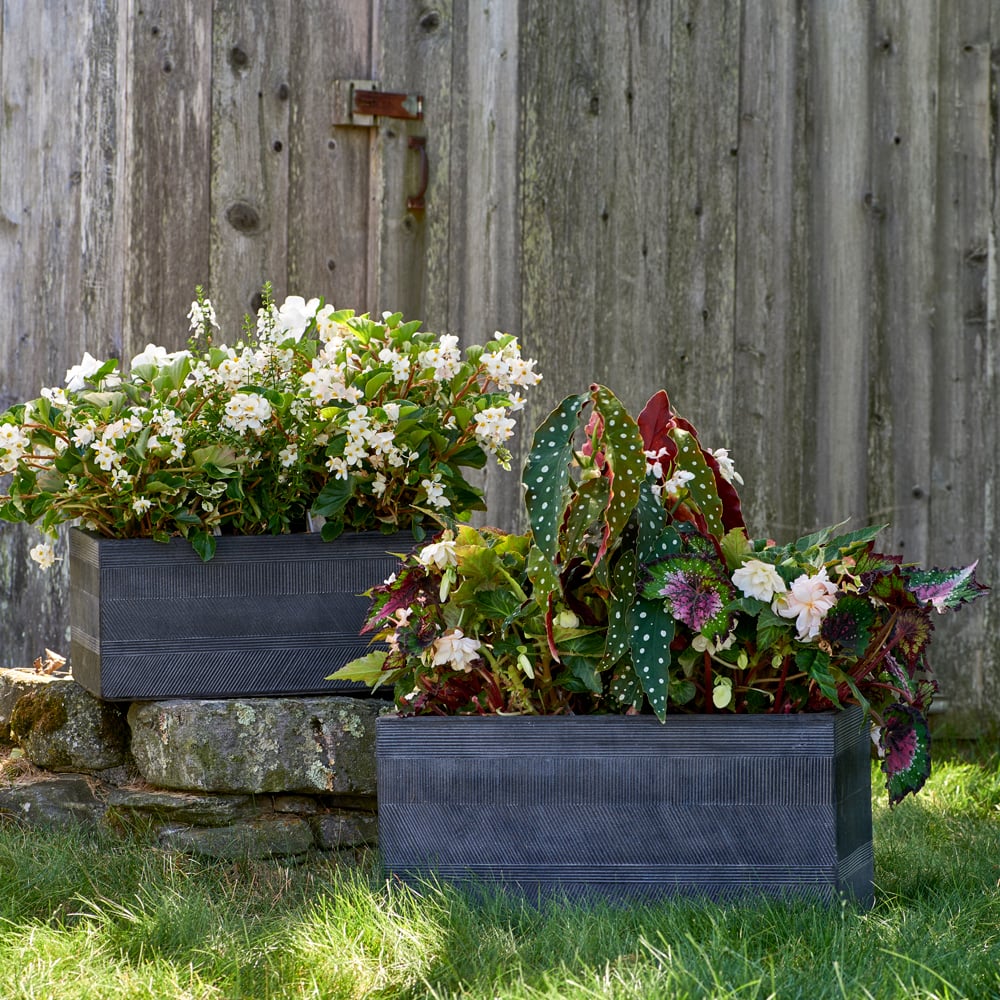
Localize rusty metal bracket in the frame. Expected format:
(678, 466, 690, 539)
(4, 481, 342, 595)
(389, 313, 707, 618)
(333, 79, 423, 127)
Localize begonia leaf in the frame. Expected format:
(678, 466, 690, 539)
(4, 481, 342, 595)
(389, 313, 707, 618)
(881, 703, 932, 805)
(906, 561, 989, 612)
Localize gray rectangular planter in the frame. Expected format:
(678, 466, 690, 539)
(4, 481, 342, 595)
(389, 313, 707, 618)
(376, 708, 874, 905)
(69, 528, 412, 701)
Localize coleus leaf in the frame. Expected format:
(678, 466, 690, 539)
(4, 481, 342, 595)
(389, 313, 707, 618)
(906, 561, 989, 612)
(880, 703, 932, 805)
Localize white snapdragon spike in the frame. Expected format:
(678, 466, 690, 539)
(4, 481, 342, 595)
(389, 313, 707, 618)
(732, 559, 787, 602)
(275, 295, 320, 342)
(187, 298, 219, 332)
(417, 533, 458, 570)
(29, 541, 56, 570)
(428, 628, 481, 672)
(711, 447, 744, 485)
(421, 473, 451, 508)
(473, 406, 516, 452)
(65, 352, 104, 391)
(773, 566, 838, 641)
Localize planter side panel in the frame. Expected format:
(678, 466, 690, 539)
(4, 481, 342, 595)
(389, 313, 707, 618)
(377, 712, 873, 905)
(70, 530, 412, 700)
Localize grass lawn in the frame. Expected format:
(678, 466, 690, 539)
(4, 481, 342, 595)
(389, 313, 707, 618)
(0, 739, 997, 999)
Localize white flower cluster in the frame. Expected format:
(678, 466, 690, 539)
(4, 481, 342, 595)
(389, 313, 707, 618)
(0, 424, 30, 473)
(222, 392, 273, 435)
(732, 558, 839, 642)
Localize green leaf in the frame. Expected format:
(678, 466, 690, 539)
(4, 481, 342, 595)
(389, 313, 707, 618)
(190, 531, 217, 563)
(327, 651, 389, 685)
(364, 370, 393, 399)
(795, 646, 843, 708)
(312, 475, 356, 517)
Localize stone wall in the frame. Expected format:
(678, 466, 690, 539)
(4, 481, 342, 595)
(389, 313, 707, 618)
(0, 668, 389, 860)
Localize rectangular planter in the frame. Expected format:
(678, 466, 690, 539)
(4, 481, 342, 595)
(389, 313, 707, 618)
(376, 708, 874, 905)
(69, 528, 412, 701)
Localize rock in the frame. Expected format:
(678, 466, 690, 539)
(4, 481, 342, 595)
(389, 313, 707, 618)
(128, 696, 390, 795)
(157, 815, 315, 859)
(0, 774, 106, 829)
(4, 671, 128, 771)
(311, 810, 378, 850)
(105, 787, 254, 828)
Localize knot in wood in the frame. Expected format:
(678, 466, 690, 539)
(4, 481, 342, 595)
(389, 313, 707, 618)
(225, 201, 260, 233)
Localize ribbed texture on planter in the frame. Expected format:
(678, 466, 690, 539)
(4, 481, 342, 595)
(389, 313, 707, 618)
(69, 528, 413, 701)
(376, 708, 874, 905)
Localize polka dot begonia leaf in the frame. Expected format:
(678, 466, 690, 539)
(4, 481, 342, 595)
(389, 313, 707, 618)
(669, 427, 725, 539)
(590, 386, 646, 562)
(600, 550, 637, 668)
(608, 656, 644, 711)
(630, 596, 676, 721)
(560, 475, 611, 564)
(523, 393, 588, 564)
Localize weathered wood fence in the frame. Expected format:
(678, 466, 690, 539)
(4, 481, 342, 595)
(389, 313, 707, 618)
(1, 1, 997, 726)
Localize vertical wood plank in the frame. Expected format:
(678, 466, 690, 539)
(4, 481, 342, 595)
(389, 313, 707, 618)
(732, 0, 812, 540)
(124, 1, 213, 356)
(288, 0, 373, 310)
(929, 2, 998, 722)
(0, 0, 102, 664)
(868, 1, 938, 564)
(808, 1, 874, 528)
(210, 0, 291, 327)
(373, 0, 454, 325)
(661, 0, 740, 447)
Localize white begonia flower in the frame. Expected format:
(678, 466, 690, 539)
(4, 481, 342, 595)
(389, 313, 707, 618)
(417, 534, 458, 571)
(130, 343, 191, 370)
(275, 295, 320, 341)
(773, 566, 839, 641)
(71, 423, 96, 448)
(90, 440, 118, 471)
(222, 392, 272, 434)
(421, 474, 451, 508)
(473, 407, 516, 452)
(418, 335, 462, 381)
(29, 541, 56, 570)
(65, 352, 104, 391)
(732, 559, 787, 603)
(382, 402, 400, 422)
(711, 447, 744, 485)
(428, 628, 482, 673)
(132, 496, 153, 516)
(326, 456, 348, 480)
(41, 386, 69, 406)
(279, 443, 299, 468)
(660, 468, 695, 500)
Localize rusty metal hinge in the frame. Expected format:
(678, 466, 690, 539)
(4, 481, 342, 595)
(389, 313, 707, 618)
(333, 79, 423, 127)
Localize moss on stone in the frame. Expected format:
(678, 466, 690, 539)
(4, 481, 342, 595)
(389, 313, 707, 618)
(10, 690, 68, 742)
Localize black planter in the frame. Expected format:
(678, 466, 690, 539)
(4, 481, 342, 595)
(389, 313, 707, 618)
(69, 528, 413, 701)
(376, 708, 874, 905)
